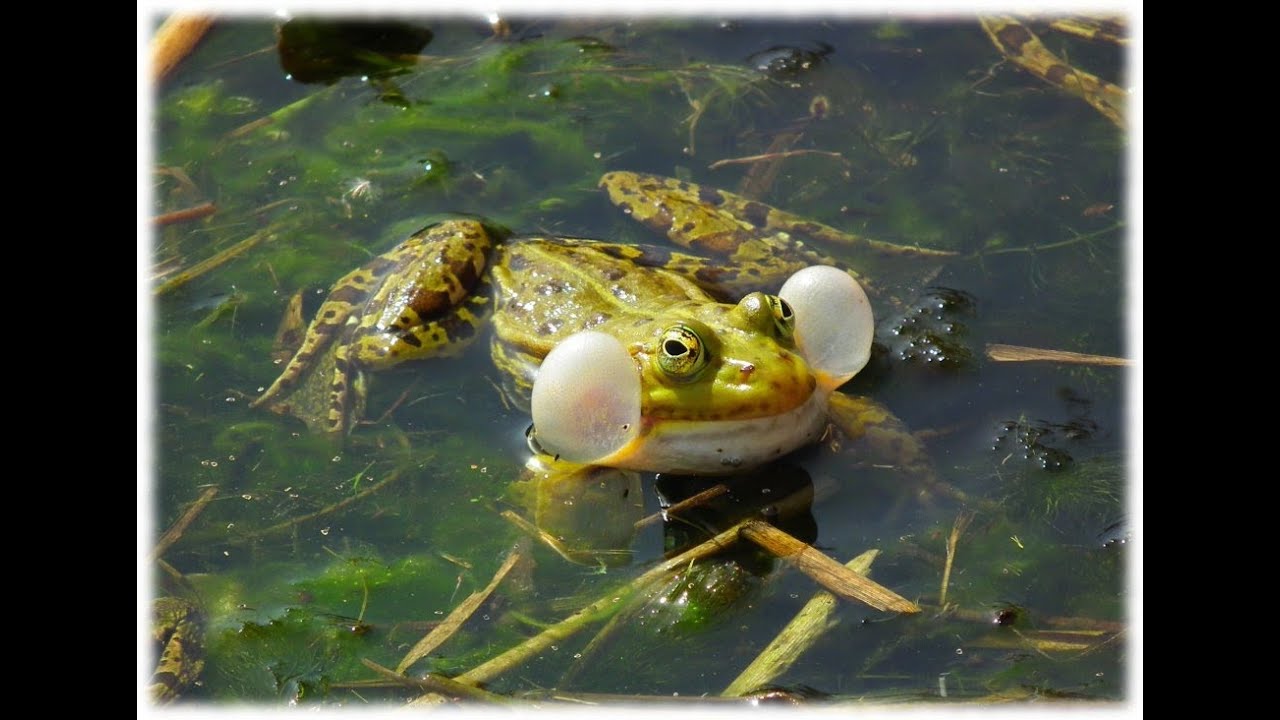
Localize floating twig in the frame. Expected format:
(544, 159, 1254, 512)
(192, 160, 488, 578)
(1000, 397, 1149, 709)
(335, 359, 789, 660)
(151, 485, 219, 561)
(151, 14, 214, 83)
(397, 544, 525, 674)
(238, 468, 405, 542)
(709, 149, 850, 172)
(153, 229, 275, 297)
(414, 521, 748, 702)
(632, 482, 728, 530)
(723, 549, 880, 696)
(939, 511, 973, 608)
(360, 659, 511, 704)
(223, 85, 336, 142)
(739, 520, 919, 613)
(501, 509, 588, 565)
(986, 343, 1131, 367)
(154, 201, 217, 227)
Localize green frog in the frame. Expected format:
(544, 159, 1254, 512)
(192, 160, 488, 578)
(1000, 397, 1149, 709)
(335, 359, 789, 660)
(150, 596, 205, 704)
(252, 171, 953, 475)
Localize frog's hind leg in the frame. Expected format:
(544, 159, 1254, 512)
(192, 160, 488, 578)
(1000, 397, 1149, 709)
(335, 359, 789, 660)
(351, 282, 493, 370)
(826, 392, 936, 490)
(253, 219, 495, 436)
(600, 171, 955, 302)
(250, 264, 380, 412)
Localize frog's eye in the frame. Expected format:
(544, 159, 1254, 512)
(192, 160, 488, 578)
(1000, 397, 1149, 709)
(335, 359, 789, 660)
(531, 331, 641, 465)
(779, 266, 874, 391)
(657, 324, 710, 380)
(767, 295, 795, 339)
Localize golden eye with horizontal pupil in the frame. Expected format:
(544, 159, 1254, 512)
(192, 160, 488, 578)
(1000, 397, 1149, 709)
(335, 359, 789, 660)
(658, 324, 709, 379)
(767, 295, 795, 338)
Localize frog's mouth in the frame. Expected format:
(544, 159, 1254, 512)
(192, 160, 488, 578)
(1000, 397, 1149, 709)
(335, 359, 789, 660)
(596, 389, 831, 474)
(530, 267, 873, 474)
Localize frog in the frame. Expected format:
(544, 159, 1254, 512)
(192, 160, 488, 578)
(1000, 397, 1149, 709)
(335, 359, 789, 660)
(150, 596, 205, 704)
(251, 171, 954, 476)
(979, 15, 1127, 129)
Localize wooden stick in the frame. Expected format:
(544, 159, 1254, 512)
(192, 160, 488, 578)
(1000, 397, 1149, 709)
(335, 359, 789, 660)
(632, 483, 728, 530)
(396, 545, 525, 673)
(151, 14, 214, 83)
(154, 201, 217, 227)
(986, 343, 1131, 366)
(739, 520, 919, 613)
(151, 485, 219, 561)
(723, 549, 880, 696)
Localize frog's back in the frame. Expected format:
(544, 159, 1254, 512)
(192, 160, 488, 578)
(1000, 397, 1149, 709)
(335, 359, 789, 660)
(489, 237, 713, 398)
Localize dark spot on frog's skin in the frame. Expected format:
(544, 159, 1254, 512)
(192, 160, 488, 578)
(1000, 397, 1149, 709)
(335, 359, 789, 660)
(793, 221, 823, 236)
(455, 254, 482, 290)
(604, 267, 625, 281)
(506, 253, 530, 272)
(400, 333, 423, 348)
(1045, 64, 1070, 84)
(365, 256, 396, 275)
(410, 289, 453, 318)
(375, 347, 388, 357)
(741, 201, 771, 228)
(323, 309, 339, 320)
(995, 22, 1033, 52)
(329, 286, 365, 305)
(694, 267, 724, 285)
(680, 221, 696, 234)
(443, 315, 477, 341)
(746, 267, 761, 277)
(697, 186, 725, 206)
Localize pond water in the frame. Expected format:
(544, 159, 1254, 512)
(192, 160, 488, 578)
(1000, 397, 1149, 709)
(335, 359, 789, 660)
(143, 13, 1137, 709)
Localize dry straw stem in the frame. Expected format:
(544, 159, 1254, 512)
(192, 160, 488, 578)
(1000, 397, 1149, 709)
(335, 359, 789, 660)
(939, 511, 973, 608)
(361, 659, 511, 704)
(412, 521, 750, 704)
(151, 485, 219, 561)
(722, 549, 881, 697)
(501, 509, 590, 565)
(151, 14, 214, 83)
(396, 544, 525, 674)
(986, 343, 1130, 366)
(739, 520, 919, 613)
(238, 468, 405, 542)
(153, 229, 275, 297)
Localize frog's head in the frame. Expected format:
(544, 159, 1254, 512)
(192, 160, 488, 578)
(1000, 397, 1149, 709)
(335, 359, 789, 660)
(530, 266, 873, 474)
